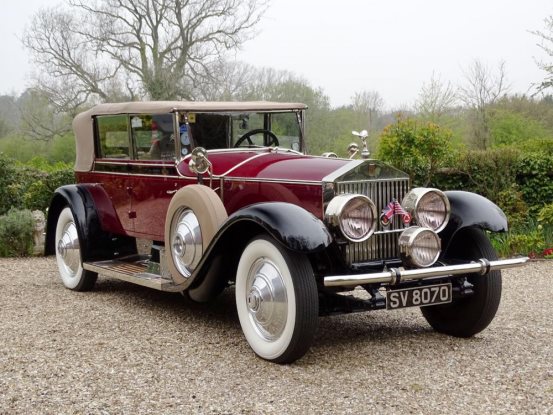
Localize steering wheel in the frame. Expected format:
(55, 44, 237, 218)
(234, 129, 279, 147)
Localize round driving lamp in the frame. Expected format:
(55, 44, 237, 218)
(402, 188, 450, 232)
(325, 194, 377, 242)
(398, 226, 441, 268)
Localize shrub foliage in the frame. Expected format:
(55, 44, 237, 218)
(0, 208, 35, 257)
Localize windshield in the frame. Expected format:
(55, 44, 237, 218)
(231, 112, 302, 151)
(178, 111, 303, 154)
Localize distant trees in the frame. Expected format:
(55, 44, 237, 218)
(17, 89, 72, 141)
(351, 90, 384, 134)
(458, 60, 509, 149)
(532, 16, 553, 93)
(415, 73, 457, 122)
(23, 0, 268, 112)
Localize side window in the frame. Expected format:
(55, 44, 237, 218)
(133, 113, 175, 160)
(96, 115, 130, 159)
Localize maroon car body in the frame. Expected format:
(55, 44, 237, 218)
(46, 101, 527, 363)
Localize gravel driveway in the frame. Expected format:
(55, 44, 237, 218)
(0, 257, 552, 414)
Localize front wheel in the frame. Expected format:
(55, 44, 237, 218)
(235, 236, 318, 363)
(55, 207, 97, 291)
(422, 227, 502, 337)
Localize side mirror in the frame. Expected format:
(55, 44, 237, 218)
(188, 147, 211, 175)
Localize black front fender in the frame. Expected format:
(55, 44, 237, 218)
(186, 202, 332, 302)
(440, 191, 507, 254)
(224, 202, 333, 253)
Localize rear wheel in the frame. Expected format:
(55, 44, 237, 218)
(55, 207, 97, 291)
(421, 227, 502, 337)
(235, 236, 318, 363)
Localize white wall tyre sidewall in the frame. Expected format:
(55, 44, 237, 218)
(236, 238, 296, 361)
(55, 207, 84, 290)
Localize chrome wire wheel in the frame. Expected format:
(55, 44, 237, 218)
(170, 208, 202, 278)
(55, 207, 97, 291)
(236, 235, 318, 363)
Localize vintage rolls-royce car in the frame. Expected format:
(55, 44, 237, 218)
(46, 101, 527, 363)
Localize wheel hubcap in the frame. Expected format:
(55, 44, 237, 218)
(56, 221, 80, 278)
(171, 208, 202, 277)
(246, 258, 288, 341)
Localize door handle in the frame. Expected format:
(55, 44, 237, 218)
(166, 189, 177, 195)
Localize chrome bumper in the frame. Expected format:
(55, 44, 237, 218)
(323, 257, 529, 287)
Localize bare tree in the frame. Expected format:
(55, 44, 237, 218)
(195, 60, 258, 100)
(532, 16, 553, 93)
(17, 89, 72, 141)
(351, 90, 384, 133)
(458, 60, 509, 149)
(415, 73, 457, 121)
(23, 0, 268, 111)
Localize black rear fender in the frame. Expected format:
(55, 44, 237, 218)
(45, 184, 136, 261)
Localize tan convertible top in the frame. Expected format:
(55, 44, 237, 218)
(73, 101, 307, 172)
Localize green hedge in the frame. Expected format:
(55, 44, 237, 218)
(0, 208, 34, 257)
(429, 148, 553, 218)
(0, 154, 74, 215)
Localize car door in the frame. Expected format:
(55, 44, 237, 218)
(127, 113, 182, 239)
(94, 114, 134, 232)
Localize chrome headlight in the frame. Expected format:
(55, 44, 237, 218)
(399, 227, 441, 268)
(325, 194, 377, 242)
(402, 188, 450, 232)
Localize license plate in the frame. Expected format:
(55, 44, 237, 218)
(386, 283, 452, 310)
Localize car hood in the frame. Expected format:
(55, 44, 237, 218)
(178, 149, 409, 183)
(200, 150, 350, 182)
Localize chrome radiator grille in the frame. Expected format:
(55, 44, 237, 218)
(336, 178, 410, 264)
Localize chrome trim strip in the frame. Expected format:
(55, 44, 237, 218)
(219, 152, 272, 177)
(222, 177, 321, 185)
(333, 177, 413, 184)
(85, 170, 188, 179)
(94, 160, 174, 168)
(323, 257, 529, 287)
(206, 148, 272, 154)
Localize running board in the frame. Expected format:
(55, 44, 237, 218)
(83, 255, 183, 292)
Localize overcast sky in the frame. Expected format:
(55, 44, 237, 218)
(1, 0, 551, 108)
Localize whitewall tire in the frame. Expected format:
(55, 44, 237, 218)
(235, 235, 318, 363)
(55, 207, 97, 291)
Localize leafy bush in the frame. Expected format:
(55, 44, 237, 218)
(378, 115, 455, 186)
(431, 147, 521, 202)
(0, 154, 20, 215)
(491, 229, 546, 258)
(538, 203, 553, 226)
(490, 109, 551, 147)
(22, 167, 75, 212)
(516, 138, 553, 155)
(0, 154, 74, 215)
(496, 185, 529, 229)
(0, 208, 34, 257)
(516, 153, 553, 212)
